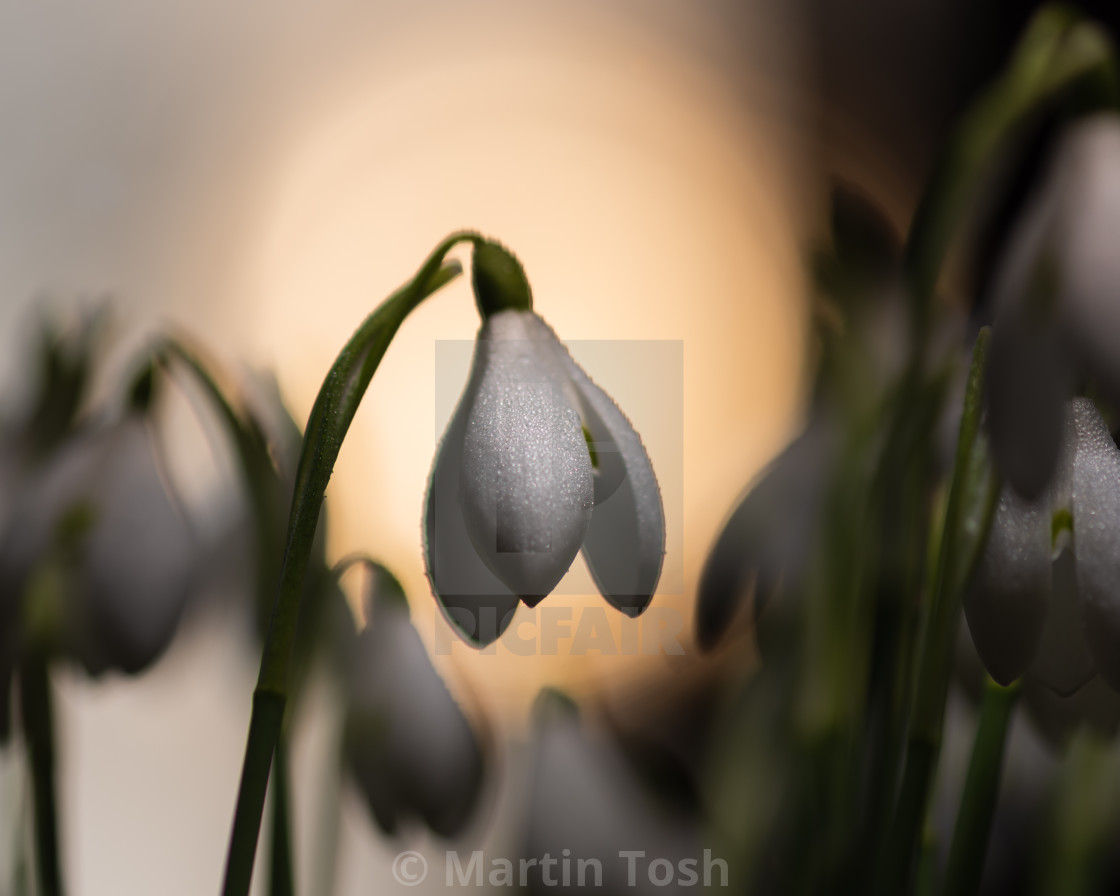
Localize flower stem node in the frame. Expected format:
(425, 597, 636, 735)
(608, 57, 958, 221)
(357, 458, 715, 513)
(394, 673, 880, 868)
(471, 239, 533, 318)
(425, 306, 664, 647)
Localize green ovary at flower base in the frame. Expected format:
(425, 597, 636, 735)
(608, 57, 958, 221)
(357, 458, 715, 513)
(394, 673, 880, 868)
(424, 242, 665, 647)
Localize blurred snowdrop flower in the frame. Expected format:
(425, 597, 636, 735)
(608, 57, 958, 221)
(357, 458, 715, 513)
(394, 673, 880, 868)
(425, 241, 664, 647)
(523, 689, 701, 895)
(696, 185, 943, 653)
(0, 371, 199, 676)
(988, 115, 1120, 499)
(695, 414, 835, 652)
(965, 398, 1120, 696)
(343, 561, 485, 838)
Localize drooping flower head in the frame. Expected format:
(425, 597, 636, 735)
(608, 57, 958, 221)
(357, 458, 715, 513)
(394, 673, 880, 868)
(343, 561, 486, 837)
(521, 689, 700, 894)
(0, 362, 200, 677)
(694, 414, 835, 653)
(965, 397, 1120, 696)
(425, 240, 665, 646)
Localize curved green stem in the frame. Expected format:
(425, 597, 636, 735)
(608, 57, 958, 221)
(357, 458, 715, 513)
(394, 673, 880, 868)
(220, 232, 474, 896)
(19, 652, 63, 896)
(158, 342, 299, 894)
(158, 341, 282, 617)
(942, 677, 1020, 896)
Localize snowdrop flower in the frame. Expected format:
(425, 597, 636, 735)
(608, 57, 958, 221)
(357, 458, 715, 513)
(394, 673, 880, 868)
(0, 385, 199, 676)
(522, 690, 700, 895)
(695, 183, 961, 653)
(695, 414, 834, 652)
(343, 562, 485, 837)
(964, 398, 1120, 696)
(987, 114, 1120, 498)
(425, 241, 664, 646)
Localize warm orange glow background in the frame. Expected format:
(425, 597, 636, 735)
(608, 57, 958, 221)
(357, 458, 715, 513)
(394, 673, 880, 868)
(241, 3, 810, 716)
(0, 2, 810, 893)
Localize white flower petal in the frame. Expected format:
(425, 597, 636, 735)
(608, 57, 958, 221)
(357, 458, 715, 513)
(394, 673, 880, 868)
(1024, 673, 1120, 748)
(695, 492, 762, 654)
(0, 415, 198, 674)
(459, 311, 593, 602)
(964, 485, 1050, 686)
(1053, 116, 1120, 400)
(424, 387, 520, 647)
(79, 417, 198, 674)
(1068, 397, 1120, 692)
(345, 602, 484, 837)
(695, 416, 831, 651)
(1029, 408, 1095, 695)
(525, 693, 695, 891)
(561, 353, 664, 617)
(1031, 543, 1094, 696)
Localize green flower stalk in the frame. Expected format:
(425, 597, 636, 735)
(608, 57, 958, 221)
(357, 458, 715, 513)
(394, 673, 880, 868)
(221, 231, 663, 894)
(220, 234, 465, 896)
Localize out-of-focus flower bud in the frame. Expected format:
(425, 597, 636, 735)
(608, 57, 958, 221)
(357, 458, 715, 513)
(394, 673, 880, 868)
(695, 414, 834, 652)
(0, 396, 199, 676)
(522, 689, 701, 895)
(343, 563, 485, 838)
